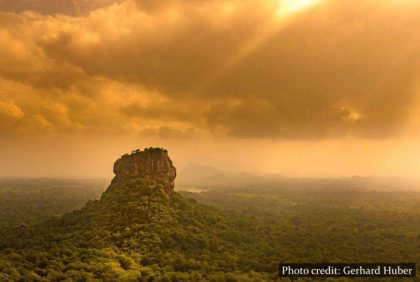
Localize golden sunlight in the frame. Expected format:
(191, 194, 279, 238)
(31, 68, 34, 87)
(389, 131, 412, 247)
(277, 0, 322, 16)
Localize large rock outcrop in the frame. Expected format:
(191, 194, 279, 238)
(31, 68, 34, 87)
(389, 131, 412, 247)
(111, 147, 176, 192)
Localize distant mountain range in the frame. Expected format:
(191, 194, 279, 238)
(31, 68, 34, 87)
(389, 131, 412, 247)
(176, 162, 289, 188)
(176, 162, 420, 191)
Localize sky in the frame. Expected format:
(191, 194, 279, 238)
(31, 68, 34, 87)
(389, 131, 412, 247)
(0, 0, 419, 178)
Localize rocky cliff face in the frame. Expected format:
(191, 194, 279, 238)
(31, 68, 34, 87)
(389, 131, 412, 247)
(111, 147, 176, 192)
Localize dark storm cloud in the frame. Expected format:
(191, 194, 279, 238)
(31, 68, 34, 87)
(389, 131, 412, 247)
(204, 0, 420, 138)
(0, 0, 418, 139)
(37, 0, 273, 96)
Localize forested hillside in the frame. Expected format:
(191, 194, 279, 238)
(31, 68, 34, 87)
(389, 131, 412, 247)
(0, 177, 419, 281)
(0, 178, 273, 281)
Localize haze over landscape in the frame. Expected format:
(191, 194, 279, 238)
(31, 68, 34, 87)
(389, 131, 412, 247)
(1, 2, 420, 281)
(0, 0, 419, 178)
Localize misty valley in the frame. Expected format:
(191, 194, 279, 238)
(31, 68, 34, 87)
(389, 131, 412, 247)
(0, 163, 419, 281)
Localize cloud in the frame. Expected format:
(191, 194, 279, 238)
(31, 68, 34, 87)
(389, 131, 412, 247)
(0, 0, 124, 16)
(35, 0, 276, 96)
(0, 0, 418, 140)
(139, 126, 198, 139)
(203, 0, 420, 138)
(0, 100, 24, 118)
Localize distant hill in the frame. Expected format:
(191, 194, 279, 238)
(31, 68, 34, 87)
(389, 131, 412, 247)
(177, 163, 225, 184)
(176, 162, 272, 188)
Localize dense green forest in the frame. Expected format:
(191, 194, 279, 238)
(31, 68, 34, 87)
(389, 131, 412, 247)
(0, 178, 419, 281)
(0, 178, 106, 230)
